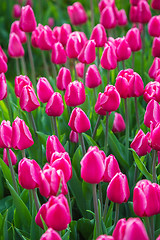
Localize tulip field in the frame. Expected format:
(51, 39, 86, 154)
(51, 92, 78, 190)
(1, 0, 160, 239)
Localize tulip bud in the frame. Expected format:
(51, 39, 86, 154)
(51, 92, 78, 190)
(103, 154, 121, 182)
(152, 37, 160, 57)
(126, 27, 142, 52)
(69, 130, 79, 143)
(11, 117, 34, 150)
(18, 158, 41, 189)
(148, 122, 160, 150)
(107, 172, 130, 204)
(48, 18, 54, 28)
(75, 62, 84, 78)
(148, 16, 160, 37)
(38, 26, 55, 51)
(129, 6, 138, 23)
(3, 149, 17, 166)
(96, 235, 114, 240)
(51, 42, 67, 64)
(15, 75, 32, 98)
(0, 46, 8, 63)
(80, 147, 105, 184)
(12, 4, 21, 18)
(64, 81, 86, 107)
(59, 23, 72, 46)
(137, 1, 152, 24)
(19, 5, 37, 32)
(37, 77, 54, 103)
(8, 33, 24, 58)
(85, 65, 102, 88)
(114, 37, 131, 62)
(112, 112, 125, 133)
(68, 107, 90, 133)
(10, 21, 27, 44)
(66, 34, 82, 59)
(56, 67, 72, 91)
(98, 0, 115, 13)
(101, 43, 117, 70)
(0, 56, 7, 74)
(144, 99, 160, 128)
(95, 93, 107, 116)
(117, 9, 128, 26)
(31, 24, 43, 48)
(151, 0, 160, 10)
(90, 24, 107, 47)
(40, 228, 62, 240)
(67, 2, 88, 26)
(0, 120, 12, 149)
(143, 81, 160, 103)
(148, 57, 160, 79)
(78, 40, 96, 64)
(45, 92, 64, 117)
(0, 73, 7, 100)
(46, 135, 65, 162)
(100, 6, 117, 29)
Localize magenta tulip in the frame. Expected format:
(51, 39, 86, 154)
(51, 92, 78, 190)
(45, 92, 64, 117)
(8, 33, 24, 58)
(10, 21, 27, 44)
(112, 112, 125, 133)
(0, 120, 12, 149)
(46, 135, 65, 162)
(100, 6, 117, 29)
(56, 67, 72, 91)
(85, 65, 102, 88)
(126, 27, 142, 52)
(67, 2, 88, 26)
(78, 40, 96, 64)
(19, 5, 37, 32)
(144, 99, 160, 128)
(148, 57, 160, 79)
(3, 149, 17, 166)
(101, 43, 117, 70)
(0, 73, 7, 100)
(103, 154, 121, 182)
(15, 75, 32, 98)
(148, 16, 160, 37)
(40, 228, 62, 240)
(51, 42, 67, 65)
(90, 24, 107, 47)
(137, 1, 151, 24)
(12, 4, 21, 18)
(37, 77, 54, 103)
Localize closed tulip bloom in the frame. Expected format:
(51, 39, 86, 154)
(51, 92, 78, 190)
(69, 130, 79, 143)
(95, 92, 107, 116)
(133, 180, 160, 217)
(38, 26, 55, 51)
(103, 154, 121, 182)
(0, 120, 12, 149)
(144, 99, 160, 128)
(52, 26, 61, 42)
(126, 27, 142, 52)
(143, 81, 160, 103)
(15, 75, 32, 98)
(148, 16, 160, 37)
(40, 228, 62, 240)
(100, 43, 117, 70)
(157, 236, 160, 240)
(107, 172, 130, 204)
(80, 147, 105, 184)
(19, 85, 40, 112)
(31, 24, 44, 48)
(45, 92, 64, 117)
(130, 129, 151, 156)
(112, 112, 125, 133)
(129, 6, 138, 23)
(76, 62, 84, 78)
(46, 135, 65, 162)
(114, 37, 131, 62)
(137, 1, 151, 24)
(148, 122, 160, 151)
(66, 34, 83, 59)
(3, 149, 17, 166)
(59, 23, 72, 46)
(51, 42, 67, 64)
(148, 57, 160, 79)
(152, 37, 160, 57)
(155, 69, 160, 83)
(19, 5, 37, 32)
(85, 65, 102, 88)
(117, 9, 128, 26)
(151, 0, 160, 10)
(56, 67, 72, 91)
(90, 24, 107, 47)
(18, 158, 41, 189)
(11, 117, 34, 150)
(10, 21, 27, 44)
(64, 81, 86, 107)
(8, 33, 24, 58)
(48, 18, 54, 28)
(0, 73, 7, 100)
(0, 46, 8, 63)
(0, 56, 7, 74)
(100, 6, 117, 29)
(67, 2, 88, 26)
(12, 4, 21, 18)
(78, 40, 96, 64)
(37, 77, 54, 103)
(96, 235, 114, 240)
(98, 0, 115, 13)
(68, 107, 90, 133)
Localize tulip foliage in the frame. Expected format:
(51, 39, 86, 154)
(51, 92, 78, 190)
(0, 0, 160, 240)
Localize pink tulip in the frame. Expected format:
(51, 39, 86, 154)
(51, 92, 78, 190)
(148, 16, 160, 37)
(51, 42, 67, 64)
(112, 112, 125, 133)
(107, 172, 130, 204)
(69, 130, 79, 143)
(101, 43, 117, 70)
(67, 2, 88, 26)
(96, 235, 114, 240)
(152, 37, 160, 57)
(19, 5, 37, 32)
(100, 6, 117, 29)
(37, 77, 54, 103)
(126, 27, 142, 52)
(85, 65, 102, 88)
(19, 85, 40, 112)
(3, 149, 17, 166)
(12, 4, 21, 18)
(8, 33, 24, 58)
(56, 67, 72, 91)
(148, 57, 160, 79)
(59, 23, 72, 46)
(103, 154, 121, 182)
(80, 147, 105, 184)
(144, 99, 160, 128)
(98, 0, 115, 13)
(0, 46, 8, 63)
(45, 92, 64, 117)
(129, 6, 138, 23)
(11, 117, 34, 150)
(46, 135, 65, 162)
(90, 24, 107, 47)
(40, 228, 62, 240)
(38, 25, 55, 51)
(10, 21, 27, 44)
(75, 62, 84, 78)
(78, 40, 96, 64)
(66, 34, 83, 59)
(64, 81, 86, 107)
(151, 0, 160, 10)
(143, 81, 160, 103)
(0, 56, 7, 74)
(133, 180, 160, 217)
(130, 129, 151, 156)
(31, 24, 44, 48)
(35, 194, 71, 231)
(52, 26, 61, 42)
(137, 1, 152, 24)
(114, 37, 131, 62)
(117, 9, 128, 26)
(68, 107, 90, 133)
(15, 75, 32, 98)
(0, 73, 7, 100)
(95, 93, 107, 116)
(18, 158, 41, 189)
(0, 120, 12, 149)
(157, 236, 160, 240)
(48, 18, 54, 28)
(148, 122, 160, 151)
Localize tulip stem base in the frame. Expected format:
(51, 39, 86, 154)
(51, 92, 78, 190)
(74, 59, 77, 80)
(79, 133, 86, 156)
(98, 183, 103, 214)
(145, 217, 152, 240)
(93, 88, 97, 103)
(107, 70, 110, 85)
(124, 98, 129, 162)
(114, 203, 119, 228)
(132, 52, 135, 70)
(92, 115, 102, 139)
(41, 51, 50, 79)
(51, 116, 59, 138)
(32, 189, 40, 212)
(122, 60, 125, 70)
(92, 184, 100, 237)
(16, 58, 20, 75)
(21, 57, 27, 75)
(150, 216, 155, 240)
(21, 150, 26, 158)
(152, 150, 157, 183)
(105, 112, 109, 154)
(83, 64, 87, 87)
(97, 47, 100, 69)
(103, 195, 109, 221)
(6, 148, 19, 194)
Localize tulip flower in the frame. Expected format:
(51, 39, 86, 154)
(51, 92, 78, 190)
(103, 154, 121, 182)
(56, 67, 72, 91)
(148, 57, 160, 79)
(100, 6, 117, 29)
(144, 99, 160, 128)
(59, 23, 72, 47)
(112, 112, 125, 133)
(78, 40, 96, 64)
(19, 5, 37, 32)
(101, 42, 117, 70)
(129, 6, 138, 23)
(85, 65, 102, 89)
(48, 18, 54, 28)
(15, 75, 32, 98)
(37, 77, 54, 103)
(143, 81, 160, 103)
(0, 120, 12, 149)
(31, 24, 44, 48)
(117, 9, 128, 26)
(40, 228, 62, 240)
(8, 33, 24, 58)
(67, 2, 88, 26)
(38, 25, 55, 51)
(66, 32, 84, 59)
(75, 62, 84, 79)
(98, 0, 115, 13)
(0, 56, 7, 74)
(152, 37, 160, 57)
(114, 37, 131, 62)
(148, 122, 160, 151)
(0, 73, 7, 100)
(3, 149, 17, 166)
(51, 42, 67, 65)
(12, 4, 21, 18)
(46, 135, 65, 162)
(46, 92, 64, 117)
(137, 1, 151, 24)
(0, 46, 8, 63)
(69, 130, 79, 143)
(95, 93, 107, 116)
(148, 16, 160, 37)
(10, 21, 27, 44)
(90, 24, 107, 47)
(126, 27, 142, 52)
(151, 0, 160, 10)
(96, 236, 114, 240)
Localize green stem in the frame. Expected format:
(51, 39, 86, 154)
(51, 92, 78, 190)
(92, 184, 100, 237)
(135, 97, 140, 130)
(29, 190, 32, 213)
(93, 88, 97, 103)
(97, 47, 100, 69)
(41, 50, 50, 79)
(132, 52, 135, 70)
(6, 148, 18, 194)
(114, 203, 119, 228)
(107, 70, 110, 85)
(16, 58, 20, 75)
(145, 217, 152, 240)
(20, 57, 27, 75)
(66, 188, 72, 220)
(104, 112, 109, 154)
(122, 60, 125, 70)
(92, 115, 102, 139)
(90, 0, 94, 29)
(117, 62, 120, 72)
(98, 182, 103, 214)
(26, 34, 36, 87)
(74, 59, 78, 80)
(142, 24, 145, 79)
(150, 216, 155, 240)
(4, 96, 14, 123)
(50, 51, 57, 80)
(124, 98, 129, 162)
(103, 195, 109, 221)
(21, 149, 26, 158)
(28, 112, 37, 138)
(51, 116, 59, 138)
(79, 133, 86, 156)
(152, 150, 157, 183)
(32, 189, 40, 212)
(83, 64, 87, 87)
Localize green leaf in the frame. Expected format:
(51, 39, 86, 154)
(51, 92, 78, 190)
(0, 158, 13, 186)
(83, 133, 98, 148)
(6, 180, 31, 232)
(62, 229, 70, 240)
(130, 149, 152, 181)
(36, 131, 48, 147)
(3, 210, 8, 240)
(69, 221, 77, 240)
(30, 202, 43, 240)
(14, 228, 27, 240)
(105, 201, 114, 228)
(72, 146, 83, 180)
(77, 218, 94, 240)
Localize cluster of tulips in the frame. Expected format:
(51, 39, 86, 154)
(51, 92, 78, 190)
(0, 0, 160, 239)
